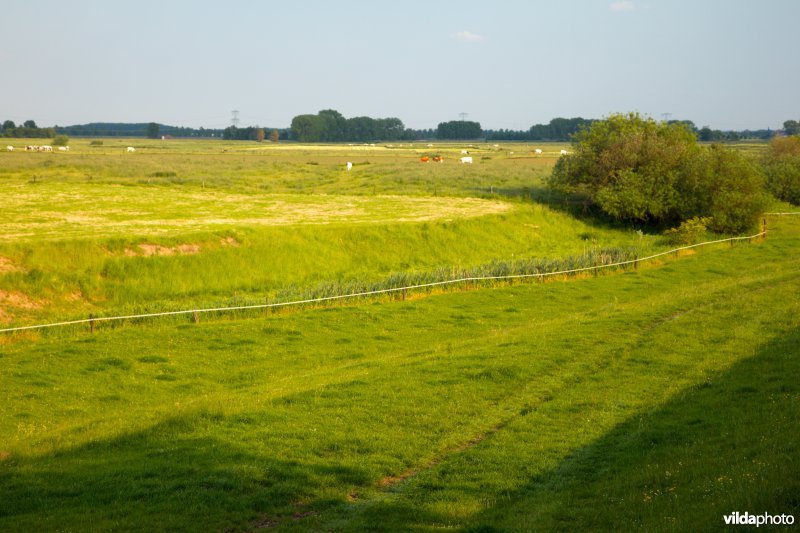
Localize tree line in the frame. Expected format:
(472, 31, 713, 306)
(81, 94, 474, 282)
(49, 123, 227, 138)
(1, 120, 55, 138)
(4, 116, 797, 142)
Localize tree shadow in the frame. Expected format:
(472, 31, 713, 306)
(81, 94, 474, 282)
(340, 330, 799, 531)
(0, 410, 371, 531)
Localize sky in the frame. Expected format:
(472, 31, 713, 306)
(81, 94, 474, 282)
(1, 0, 798, 131)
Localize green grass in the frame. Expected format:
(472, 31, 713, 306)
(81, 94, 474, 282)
(1, 215, 797, 531)
(1, 141, 664, 327)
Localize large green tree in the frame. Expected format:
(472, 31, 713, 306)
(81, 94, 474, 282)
(290, 114, 325, 142)
(548, 112, 766, 233)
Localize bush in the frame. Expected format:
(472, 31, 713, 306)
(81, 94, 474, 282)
(763, 136, 800, 205)
(548, 112, 766, 233)
(52, 135, 69, 146)
(663, 217, 709, 245)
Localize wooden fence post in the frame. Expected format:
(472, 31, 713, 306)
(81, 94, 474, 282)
(89, 314, 95, 334)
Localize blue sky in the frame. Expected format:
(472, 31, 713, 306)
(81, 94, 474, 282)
(1, 0, 798, 131)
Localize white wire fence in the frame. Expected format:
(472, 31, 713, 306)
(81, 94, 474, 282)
(0, 228, 771, 335)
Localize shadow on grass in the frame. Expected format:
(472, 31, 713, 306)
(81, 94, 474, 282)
(338, 330, 800, 532)
(0, 411, 370, 531)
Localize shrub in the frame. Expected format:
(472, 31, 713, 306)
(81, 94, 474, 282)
(548, 112, 766, 233)
(763, 136, 800, 205)
(52, 135, 69, 146)
(663, 217, 709, 245)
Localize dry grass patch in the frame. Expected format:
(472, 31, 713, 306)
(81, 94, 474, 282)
(124, 243, 203, 257)
(0, 256, 23, 274)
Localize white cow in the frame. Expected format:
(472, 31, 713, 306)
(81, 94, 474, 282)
(39, 145, 53, 152)
(560, 149, 568, 155)
(6, 146, 13, 151)
(460, 156, 473, 164)
(346, 161, 353, 171)
(57, 146, 69, 152)
(127, 146, 136, 153)
(534, 149, 542, 154)
(461, 149, 469, 155)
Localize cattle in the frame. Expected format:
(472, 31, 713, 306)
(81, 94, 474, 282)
(39, 145, 53, 152)
(460, 156, 473, 164)
(57, 146, 69, 152)
(432, 156, 444, 163)
(560, 149, 568, 155)
(420, 156, 430, 163)
(534, 149, 542, 154)
(127, 146, 136, 153)
(6, 146, 13, 152)
(461, 149, 469, 155)
(346, 161, 353, 171)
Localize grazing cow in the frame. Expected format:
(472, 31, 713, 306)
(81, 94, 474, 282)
(534, 149, 542, 154)
(127, 146, 136, 153)
(6, 146, 13, 151)
(461, 149, 469, 155)
(57, 146, 69, 152)
(460, 156, 473, 164)
(346, 161, 353, 171)
(39, 145, 53, 152)
(420, 156, 430, 163)
(560, 149, 568, 155)
(432, 156, 444, 163)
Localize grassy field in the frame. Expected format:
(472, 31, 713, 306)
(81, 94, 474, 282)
(1, 139, 665, 329)
(1, 138, 796, 531)
(1, 215, 797, 531)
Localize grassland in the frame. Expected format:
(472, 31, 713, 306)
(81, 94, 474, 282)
(1, 139, 662, 328)
(1, 138, 796, 531)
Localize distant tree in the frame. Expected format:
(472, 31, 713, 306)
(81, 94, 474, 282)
(436, 120, 482, 140)
(146, 122, 160, 139)
(23, 120, 37, 128)
(2, 120, 15, 132)
(256, 128, 266, 142)
(784, 120, 800, 136)
(291, 114, 325, 142)
(269, 129, 279, 142)
(318, 109, 347, 142)
(346, 116, 375, 142)
(52, 135, 69, 146)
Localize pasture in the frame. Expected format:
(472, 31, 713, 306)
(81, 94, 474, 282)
(0, 138, 797, 531)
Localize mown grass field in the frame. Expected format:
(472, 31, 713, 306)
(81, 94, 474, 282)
(1, 138, 797, 531)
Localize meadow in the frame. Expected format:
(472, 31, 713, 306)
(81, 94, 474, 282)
(1, 138, 657, 329)
(0, 138, 797, 531)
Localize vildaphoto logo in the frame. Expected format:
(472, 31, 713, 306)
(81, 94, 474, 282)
(724, 512, 795, 527)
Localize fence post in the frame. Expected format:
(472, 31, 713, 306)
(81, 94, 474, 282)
(193, 311, 199, 324)
(89, 314, 94, 334)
